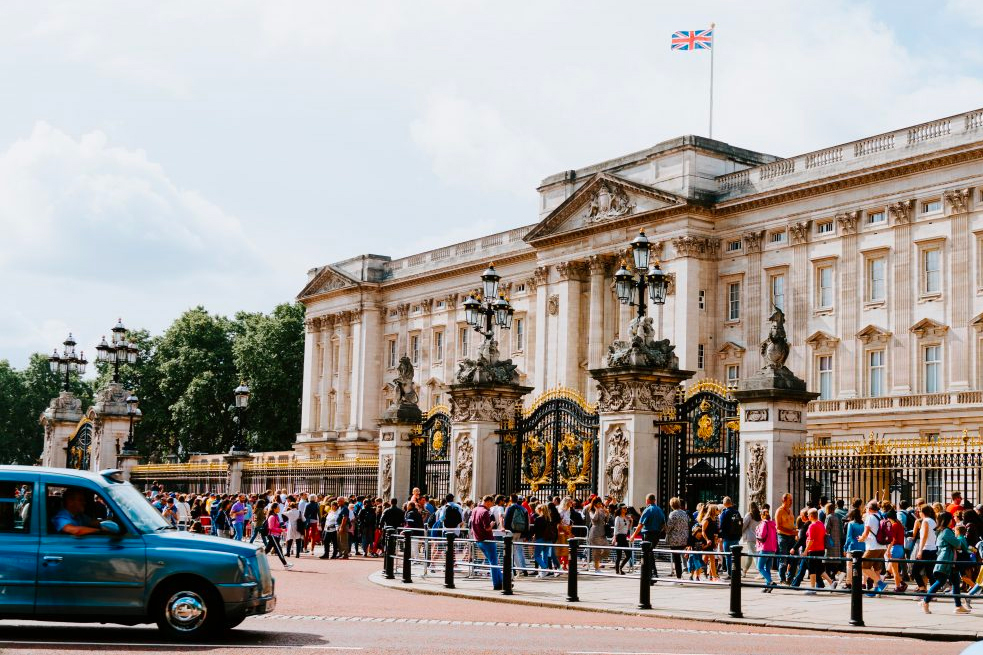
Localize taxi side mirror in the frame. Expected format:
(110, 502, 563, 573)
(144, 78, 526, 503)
(100, 520, 122, 535)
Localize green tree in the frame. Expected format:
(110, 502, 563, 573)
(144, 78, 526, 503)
(233, 302, 305, 452)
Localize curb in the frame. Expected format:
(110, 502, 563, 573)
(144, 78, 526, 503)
(368, 571, 978, 642)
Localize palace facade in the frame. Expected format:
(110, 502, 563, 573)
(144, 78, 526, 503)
(295, 108, 983, 459)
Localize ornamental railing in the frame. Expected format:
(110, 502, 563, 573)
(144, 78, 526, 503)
(807, 391, 983, 414)
(241, 457, 378, 497)
(130, 463, 229, 495)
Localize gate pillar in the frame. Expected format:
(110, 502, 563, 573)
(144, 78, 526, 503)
(590, 367, 693, 507)
(40, 391, 84, 468)
(448, 383, 532, 502)
(378, 421, 418, 502)
(732, 309, 818, 511)
(89, 382, 140, 472)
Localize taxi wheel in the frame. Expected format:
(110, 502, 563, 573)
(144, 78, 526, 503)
(153, 582, 222, 638)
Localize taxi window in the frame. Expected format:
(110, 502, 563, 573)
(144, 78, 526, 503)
(0, 480, 33, 533)
(46, 484, 115, 535)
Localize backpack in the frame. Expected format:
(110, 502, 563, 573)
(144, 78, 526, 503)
(875, 517, 893, 545)
(443, 504, 463, 529)
(508, 506, 528, 533)
(723, 509, 743, 540)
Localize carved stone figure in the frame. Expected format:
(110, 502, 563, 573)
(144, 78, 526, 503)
(604, 427, 630, 502)
(585, 183, 635, 222)
(383, 356, 422, 422)
(746, 442, 767, 508)
(547, 294, 559, 315)
(605, 316, 679, 370)
(449, 394, 521, 422)
(380, 455, 393, 500)
(454, 434, 474, 500)
(740, 307, 808, 392)
(454, 337, 520, 386)
(595, 379, 678, 415)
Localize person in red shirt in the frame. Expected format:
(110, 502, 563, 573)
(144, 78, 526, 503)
(885, 509, 908, 592)
(803, 508, 835, 594)
(946, 492, 964, 516)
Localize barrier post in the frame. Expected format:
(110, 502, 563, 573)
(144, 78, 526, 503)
(444, 533, 456, 589)
(383, 528, 395, 580)
(850, 551, 864, 626)
(401, 532, 413, 584)
(729, 545, 743, 618)
(502, 533, 514, 595)
(567, 537, 581, 602)
(638, 542, 653, 609)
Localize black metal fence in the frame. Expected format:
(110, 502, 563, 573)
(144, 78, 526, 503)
(788, 433, 983, 507)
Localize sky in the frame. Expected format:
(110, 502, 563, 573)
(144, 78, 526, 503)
(1, 1, 982, 370)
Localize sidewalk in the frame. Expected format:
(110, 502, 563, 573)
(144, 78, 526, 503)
(370, 566, 983, 641)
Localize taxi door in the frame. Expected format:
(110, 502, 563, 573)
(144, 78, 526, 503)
(0, 474, 39, 615)
(35, 479, 147, 616)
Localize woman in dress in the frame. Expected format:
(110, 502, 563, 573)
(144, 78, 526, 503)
(283, 501, 303, 558)
(741, 502, 762, 577)
(701, 504, 721, 581)
(587, 498, 609, 572)
(612, 505, 633, 575)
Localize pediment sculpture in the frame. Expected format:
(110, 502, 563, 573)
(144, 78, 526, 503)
(585, 183, 635, 222)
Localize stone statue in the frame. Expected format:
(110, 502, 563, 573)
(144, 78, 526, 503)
(454, 337, 520, 385)
(380, 455, 393, 500)
(760, 308, 790, 369)
(454, 434, 474, 501)
(605, 316, 679, 370)
(604, 427, 630, 502)
(383, 356, 422, 422)
(746, 442, 767, 508)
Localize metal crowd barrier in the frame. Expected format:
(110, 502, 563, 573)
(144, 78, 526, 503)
(382, 528, 977, 626)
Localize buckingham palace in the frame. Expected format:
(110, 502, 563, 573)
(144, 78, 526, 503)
(296, 107, 983, 463)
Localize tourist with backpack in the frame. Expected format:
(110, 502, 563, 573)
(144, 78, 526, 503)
(504, 494, 530, 575)
(719, 496, 743, 576)
(439, 493, 464, 535)
(858, 500, 889, 596)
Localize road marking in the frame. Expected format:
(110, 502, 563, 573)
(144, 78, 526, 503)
(257, 614, 889, 641)
(0, 641, 361, 650)
(570, 652, 717, 655)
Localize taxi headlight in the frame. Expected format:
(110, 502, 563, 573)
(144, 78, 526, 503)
(239, 556, 258, 583)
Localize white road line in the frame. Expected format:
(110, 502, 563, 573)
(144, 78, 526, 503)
(569, 652, 716, 655)
(0, 642, 361, 650)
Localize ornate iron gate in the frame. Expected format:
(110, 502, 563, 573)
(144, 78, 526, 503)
(498, 388, 599, 498)
(409, 406, 451, 497)
(66, 419, 93, 471)
(658, 380, 739, 510)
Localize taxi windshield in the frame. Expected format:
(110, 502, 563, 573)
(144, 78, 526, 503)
(105, 483, 171, 533)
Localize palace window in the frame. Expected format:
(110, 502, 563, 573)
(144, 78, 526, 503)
(726, 240, 742, 252)
(867, 210, 886, 225)
(387, 339, 397, 369)
(816, 265, 834, 309)
(697, 344, 705, 369)
(926, 469, 943, 504)
(816, 221, 834, 235)
(922, 247, 942, 295)
(515, 317, 525, 352)
(433, 331, 444, 362)
(770, 274, 786, 312)
(410, 335, 420, 365)
(924, 345, 942, 393)
(727, 282, 741, 321)
(817, 355, 833, 400)
(698, 289, 706, 310)
(867, 350, 886, 397)
(866, 256, 886, 302)
(725, 364, 740, 390)
(922, 199, 942, 214)
(769, 230, 787, 244)
(459, 327, 470, 359)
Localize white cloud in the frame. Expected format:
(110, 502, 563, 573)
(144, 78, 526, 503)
(947, 0, 983, 26)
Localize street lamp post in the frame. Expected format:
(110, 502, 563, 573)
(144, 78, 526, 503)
(463, 264, 514, 345)
(48, 333, 87, 392)
(121, 393, 139, 454)
(95, 318, 139, 383)
(613, 230, 669, 320)
(231, 382, 250, 455)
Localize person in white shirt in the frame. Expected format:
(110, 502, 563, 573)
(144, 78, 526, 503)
(857, 501, 887, 595)
(490, 495, 507, 531)
(175, 494, 192, 528)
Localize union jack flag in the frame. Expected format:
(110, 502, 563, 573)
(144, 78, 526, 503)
(671, 29, 713, 51)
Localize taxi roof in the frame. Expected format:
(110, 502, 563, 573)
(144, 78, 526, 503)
(0, 466, 126, 485)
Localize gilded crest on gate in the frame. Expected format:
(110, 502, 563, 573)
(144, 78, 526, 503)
(558, 432, 592, 494)
(431, 429, 445, 455)
(521, 434, 552, 491)
(693, 399, 721, 453)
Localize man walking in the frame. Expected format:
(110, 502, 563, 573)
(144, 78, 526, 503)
(504, 494, 531, 575)
(858, 500, 888, 597)
(776, 493, 798, 584)
(631, 493, 666, 581)
(470, 495, 503, 590)
(230, 494, 248, 540)
(719, 497, 742, 576)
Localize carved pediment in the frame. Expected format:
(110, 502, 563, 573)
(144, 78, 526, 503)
(805, 330, 840, 351)
(525, 173, 686, 242)
(857, 324, 892, 344)
(717, 341, 746, 360)
(297, 265, 360, 300)
(910, 317, 949, 338)
(973, 313, 983, 333)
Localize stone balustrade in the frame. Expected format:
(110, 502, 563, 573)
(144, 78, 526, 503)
(717, 107, 983, 199)
(382, 225, 535, 279)
(808, 390, 983, 414)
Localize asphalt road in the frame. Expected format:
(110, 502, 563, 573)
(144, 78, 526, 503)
(0, 556, 973, 655)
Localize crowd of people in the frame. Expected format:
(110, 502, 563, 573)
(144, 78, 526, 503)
(140, 480, 983, 613)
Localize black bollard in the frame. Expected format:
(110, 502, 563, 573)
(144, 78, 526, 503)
(444, 532, 456, 589)
(567, 537, 581, 602)
(850, 550, 864, 626)
(638, 541, 653, 609)
(729, 545, 743, 618)
(502, 533, 514, 595)
(402, 532, 413, 584)
(383, 528, 396, 580)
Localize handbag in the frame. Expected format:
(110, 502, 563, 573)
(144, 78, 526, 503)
(825, 534, 834, 550)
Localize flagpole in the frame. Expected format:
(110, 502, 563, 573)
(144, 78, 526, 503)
(709, 22, 715, 139)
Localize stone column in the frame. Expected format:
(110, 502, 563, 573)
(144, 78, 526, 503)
(355, 305, 383, 437)
(335, 315, 351, 432)
(556, 261, 587, 393)
(301, 317, 319, 434)
(836, 212, 860, 397)
(789, 222, 811, 376)
(89, 382, 139, 472)
(587, 255, 609, 372)
(590, 366, 693, 507)
(443, 293, 458, 385)
(742, 230, 765, 373)
(890, 201, 914, 393)
(117, 452, 142, 482)
(317, 316, 335, 434)
(946, 189, 973, 390)
(224, 452, 251, 492)
(448, 383, 532, 502)
(40, 391, 84, 468)
(532, 265, 550, 393)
